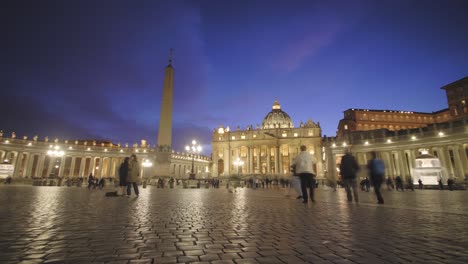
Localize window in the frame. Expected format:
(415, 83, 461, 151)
(294, 133, 298, 137)
(231, 136, 236, 140)
(344, 125, 348, 130)
(241, 135, 246, 139)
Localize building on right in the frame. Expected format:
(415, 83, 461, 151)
(324, 76, 468, 185)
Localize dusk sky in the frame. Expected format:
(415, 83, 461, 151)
(2, 0, 468, 154)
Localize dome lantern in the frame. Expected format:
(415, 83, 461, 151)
(262, 100, 294, 129)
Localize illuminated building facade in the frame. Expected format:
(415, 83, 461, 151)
(211, 100, 325, 179)
(326, 76, 468, 184)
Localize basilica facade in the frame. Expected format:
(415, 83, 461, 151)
(211, 100, 324, 179)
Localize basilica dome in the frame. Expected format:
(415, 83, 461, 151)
(262, 100, 294, 129)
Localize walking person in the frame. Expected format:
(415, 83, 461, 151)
(87, 173, 94, 189)
(340, 150, 359, 203)
(395, 176, 404, 191)
(118, 157, 129, 196)
(438, 178, 444, 190)
(447, 178, 454, 191)
(290, 164, 303, 199)
(127, 154, 140, 197)
(292, 145, 315, 203)
(367, 151, 385, 204)
(418, 179, 423, 190)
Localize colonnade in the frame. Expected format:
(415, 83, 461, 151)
(326, 143, 468, 182)
(213, 143, 324, 178)
(0, 146, 211, 179)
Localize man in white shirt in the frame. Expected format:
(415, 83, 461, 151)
(292, 145, 315, 203)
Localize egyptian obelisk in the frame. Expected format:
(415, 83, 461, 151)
(157, 49, 174, 148)
(155, 49, 174, 176)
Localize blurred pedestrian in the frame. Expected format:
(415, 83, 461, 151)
(447, 178, 454, 191)
(367, 151, 384, 204)
(118, 157, 129, 196)
(87, 173, 94, 189)
(438, 178, 444, 190)
(290, 164, 302, 199)
(386, 177, 393, 191)
(340, 150, 359, 203)
(407, 177, 415, 191)
(395, 176, 404, 191)
(292, 145, 315, 203)
(127, 154, 140, 197)
(418, 179, 423, 190)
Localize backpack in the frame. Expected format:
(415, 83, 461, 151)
(373, 159, 385, 175)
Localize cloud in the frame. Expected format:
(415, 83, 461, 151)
(1, 1, 211, 151)
(271, 21, 342, 73)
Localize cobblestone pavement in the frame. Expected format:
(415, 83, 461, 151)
(0, 186, 467, 264)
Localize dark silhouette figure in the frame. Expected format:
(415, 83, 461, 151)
(395, 176, 404, 191)
(340, 150, 359, 203)
(418, 179, 423, 190)
(407, 177, 415, 191)
(386, 177, 393, 191)
(438, 178, 444, 190)
(447, 178, 454, 191)
(87, 173, 94, 189)
(119, 157, 129, 195)
(367, 152, 384, 204)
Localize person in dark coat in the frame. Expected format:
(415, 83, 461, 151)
(127, 154, 140, 197)
(340, 150, 359, 203)
(367, 151, 385, 204)
(88, 173, 94, 189)
(119, 157, 129, 196)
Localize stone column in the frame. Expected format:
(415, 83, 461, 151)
(79, 157, 86, 177)
(58, 156, 66, 177)
(266, 146, 271, 174)
(327, 150, 337, 184)
(248, 147, 254, 174)
(91, 157, 97, 177)
(98, 157, 104, 178)
(452, 145, 464, 179)
(399, 151, 410, 179)
(225, 147, 230, 175)
(274, 146, 279, 174)
(36, 154, 46, 177)
(69, 157, 76, 177)
(459, 144, 468, 178)
(25, 154, 35, 177)
(440, 146, 454, 177)
(12, 152, 21, 177)
(383, 152, 393, 177)
(46, 157, 54, 177)
(256, 148, 260, 175)
(279, 146, 283, 175)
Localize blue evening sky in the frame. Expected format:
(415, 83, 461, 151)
(1, 0, 467, 154)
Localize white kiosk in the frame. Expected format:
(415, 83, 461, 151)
(411, 151, 447, 185)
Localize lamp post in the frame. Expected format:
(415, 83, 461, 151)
(142, 159, 153, 180)
(185, 140, 202, 180)
(233, 157, 244, 178)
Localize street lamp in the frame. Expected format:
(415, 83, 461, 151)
(47, 146, 65, 177)
(233, 157, 244, 178)
(142, 159, 153, 179)
(185, 140, 202, 179)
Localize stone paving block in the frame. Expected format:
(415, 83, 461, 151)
(1, 188, 468, 263)
(177, 255, 200, 262)
(234, 258, 259, 264)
